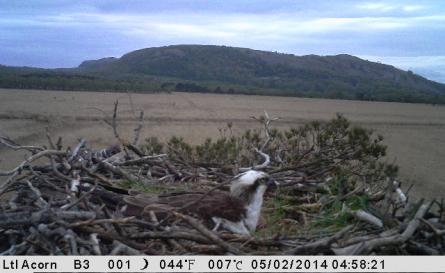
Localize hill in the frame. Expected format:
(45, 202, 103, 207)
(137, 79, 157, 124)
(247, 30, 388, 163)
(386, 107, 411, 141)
(2, 45, 445, 103)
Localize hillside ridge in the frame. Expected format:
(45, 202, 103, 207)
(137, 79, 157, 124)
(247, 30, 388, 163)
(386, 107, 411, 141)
(1, 44, 445, 104)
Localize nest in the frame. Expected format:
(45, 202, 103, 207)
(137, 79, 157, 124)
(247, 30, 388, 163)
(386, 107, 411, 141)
(1, 112, 444, 255)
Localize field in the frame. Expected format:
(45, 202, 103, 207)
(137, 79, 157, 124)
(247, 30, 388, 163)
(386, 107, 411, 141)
(1, 88, 444, 200)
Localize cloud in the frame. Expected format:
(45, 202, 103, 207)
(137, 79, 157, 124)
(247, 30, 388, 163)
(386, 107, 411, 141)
(357, 3, 397, 12)
(357, 2, 426, 13)
(402, 5, 425, 12)
(12, 10, 443, 40)
(0, 0, 444, 81)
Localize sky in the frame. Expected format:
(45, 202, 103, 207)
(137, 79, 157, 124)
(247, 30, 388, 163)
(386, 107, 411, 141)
(1, 0, 444, 83)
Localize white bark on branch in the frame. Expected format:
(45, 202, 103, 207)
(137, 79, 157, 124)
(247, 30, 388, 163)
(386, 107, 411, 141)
(333, 201, 431, 255)
(240, 110, 279, 172)
(343, 204, 383, 228)
(68, 138, 86, 162)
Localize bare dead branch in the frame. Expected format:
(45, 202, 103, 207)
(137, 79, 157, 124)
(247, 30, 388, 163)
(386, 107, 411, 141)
(332, 201, 431, 255)
(133, 111, 144, 145)
(174, 212, 241, 255)
(286, 225, 353, 254)
(68, 138, 86, 162)
(0, 149, 67, 176)
(0, 135, 44, 152)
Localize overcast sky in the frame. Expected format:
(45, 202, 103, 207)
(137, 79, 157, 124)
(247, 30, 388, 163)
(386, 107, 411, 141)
(1, 0, 444, 82)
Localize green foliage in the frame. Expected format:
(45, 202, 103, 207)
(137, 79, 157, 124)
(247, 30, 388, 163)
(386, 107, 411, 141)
(312, 193, 372, 231)
(119, 178, 198, 195)
(138, 115, 402, 235)
(310, 173, 373, 231)
(312, 204, 352, 230)
(143, 137, 164, 155)
(118, 179, 165, 194)
(167, 136, 194, 162)
(346, 194, 370, 211)
(142, 115, 397, 185)
(0, 66, 164, 92)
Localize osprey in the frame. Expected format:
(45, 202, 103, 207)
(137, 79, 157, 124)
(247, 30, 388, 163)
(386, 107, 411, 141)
(122, 170, 277, 235)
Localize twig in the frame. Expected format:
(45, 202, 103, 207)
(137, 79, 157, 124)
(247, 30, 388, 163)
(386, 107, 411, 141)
(112, 100, 120, 141)
(45, 128, 56, 150)
(420, 218, 445, 236)
(0, 210, 97, 228)
(125, 143, 146, 157)
(61, 180, 97, 211)
(68, 138, 86, 162)
(286, 225, 353, 254)
(174, 212, 241, 255)
(110, 240, 145, 255)
(133, 111, 144, 145)
(90, 233, 102, 255)
(101, 161, 149, 184)
(115, 154, 168, 166)
(148, 210, 187, 253)
(343, 206, 383, 228)
(332, 201, 431, 255)
(0, 135, 43, 152)
(69, 217, 136, 228)
(25, 179, 48, 208)
(0, 150, 67, 176)
(129, 229, 210, 243)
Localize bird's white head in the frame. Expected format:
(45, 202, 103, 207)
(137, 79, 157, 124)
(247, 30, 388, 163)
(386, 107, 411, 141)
(230, 170, 277, 198)
(227, 170, 278, 234)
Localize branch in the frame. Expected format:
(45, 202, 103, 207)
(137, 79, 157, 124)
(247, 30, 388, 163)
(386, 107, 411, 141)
(0, 135, 44, 151)
(100, 161, 151, 184)
(112, 100, 120, 141)
(174, 212, 241, 255)
(0, 210, 97, 228)
(332, 201, 431, 255)
(132, 111, 144, 145)
(343, 205, 383, 228)
(68, 138, 86, 162)
(0, 150, 67, 176)
(240, 111, 278, 171)
(286, 225, 353, 254)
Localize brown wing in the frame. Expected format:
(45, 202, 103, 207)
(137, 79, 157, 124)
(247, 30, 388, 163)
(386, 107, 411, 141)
(123, 191, 247, 223)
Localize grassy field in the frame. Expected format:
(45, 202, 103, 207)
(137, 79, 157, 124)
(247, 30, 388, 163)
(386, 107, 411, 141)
(1, 88, 444, 200)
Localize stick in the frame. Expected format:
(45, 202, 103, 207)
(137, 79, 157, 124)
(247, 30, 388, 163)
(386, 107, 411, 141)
(0, 135, 43, 152)
(148, 210, 187, 253)
(116, 154, 168, 166)
(110, 240, 145, 255)
(125, 143, 146, 157)
(0, 150, 67, 176)
(420, 218, 445, 236)
(112, 100, 120, 141)
(133, 111, 144, 145)
(90, 233, 102, 255)
(0, 210, 97, 228)
(68, 138, 86, 162)
(101, 161, 149, 184)
(343, 204, 383, 228)
(129, 229, 210, 244)
(174, 212, 241, 255)
(286, 225, 353, 254)
(45, 128, 56, 150)
(25, 180, 48, 208)
(332, 201, 431, 255)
